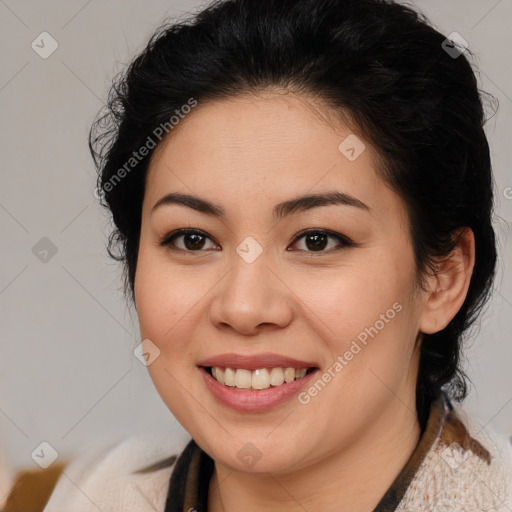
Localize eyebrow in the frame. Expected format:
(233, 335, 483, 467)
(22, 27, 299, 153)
(151, 191, 370, 219)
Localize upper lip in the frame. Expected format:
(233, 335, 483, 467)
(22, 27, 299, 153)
(197, 353, 319, 370)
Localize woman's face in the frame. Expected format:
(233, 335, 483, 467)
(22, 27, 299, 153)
(134, 92, 427, 474)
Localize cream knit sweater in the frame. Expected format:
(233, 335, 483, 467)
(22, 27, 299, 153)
(396, 403, 512, 511)
(43, 405, 512, 511)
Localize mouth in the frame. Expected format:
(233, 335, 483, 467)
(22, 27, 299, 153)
(201, 365, 318, 391)
(199, 364, 320, 412)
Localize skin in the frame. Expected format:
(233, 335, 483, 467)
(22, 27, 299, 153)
(134, 90, 475, 512)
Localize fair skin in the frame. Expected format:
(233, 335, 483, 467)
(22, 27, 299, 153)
(134, 90, 475, 511)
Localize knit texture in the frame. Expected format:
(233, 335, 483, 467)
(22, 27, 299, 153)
(42, 432, 183, 511)
(396, 402, 512, 511)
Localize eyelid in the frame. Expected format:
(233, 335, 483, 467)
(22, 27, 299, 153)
(159, 227, 354, 253)
(288, 228, 354, 249)
(159, 228, 219, 251)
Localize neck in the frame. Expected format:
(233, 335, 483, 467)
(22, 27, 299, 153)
(207, 400, 421, 512)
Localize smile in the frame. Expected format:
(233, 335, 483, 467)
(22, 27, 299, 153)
(199, 365, 320, 413)
(206, 366, 314, 390)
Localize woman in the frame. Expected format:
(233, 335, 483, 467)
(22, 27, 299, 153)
(44, 0, 512, 510)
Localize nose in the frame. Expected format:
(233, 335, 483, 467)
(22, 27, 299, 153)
(208, 248, 294, 336)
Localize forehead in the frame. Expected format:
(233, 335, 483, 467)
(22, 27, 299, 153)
(143, 92, 401, 223)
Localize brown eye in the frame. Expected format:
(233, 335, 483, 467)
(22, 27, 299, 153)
(159, 229, 219, 252)
(289, 230, 353, 253)
(159, 228, 353, 254)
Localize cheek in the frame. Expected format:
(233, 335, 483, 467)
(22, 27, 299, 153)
(134, 247, 223, 368)
(134, 256, 203, 421)
(134, 250, 189, 352)
(288, 254, 418, 388)
(292, 261, 410, 342)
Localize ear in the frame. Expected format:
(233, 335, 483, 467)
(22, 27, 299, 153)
(418, 227, 475, 335)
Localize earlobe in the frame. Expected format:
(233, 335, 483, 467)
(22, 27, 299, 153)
(418, 227, 475, 335)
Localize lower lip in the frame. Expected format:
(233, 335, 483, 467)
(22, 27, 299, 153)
(199, 366, 319, 413)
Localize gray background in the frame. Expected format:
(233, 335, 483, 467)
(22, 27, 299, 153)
(1, 0, 511, 476)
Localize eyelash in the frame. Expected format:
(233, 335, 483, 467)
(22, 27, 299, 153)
(158, 228, 354, 256)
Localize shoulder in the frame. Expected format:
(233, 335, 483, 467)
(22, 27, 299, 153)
(43, 431, 191, 512)
(399, 400, 512, 511)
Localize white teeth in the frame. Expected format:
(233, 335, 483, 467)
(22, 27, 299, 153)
(224, 367, 236, 387)
(234, 369, 252, 389)
(212, 366, 225, 384)
(269, 367, 284, 386)
(284, 367, 295, 382)
(209, 366, 311, 390)
(252, 369, 269, 389)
